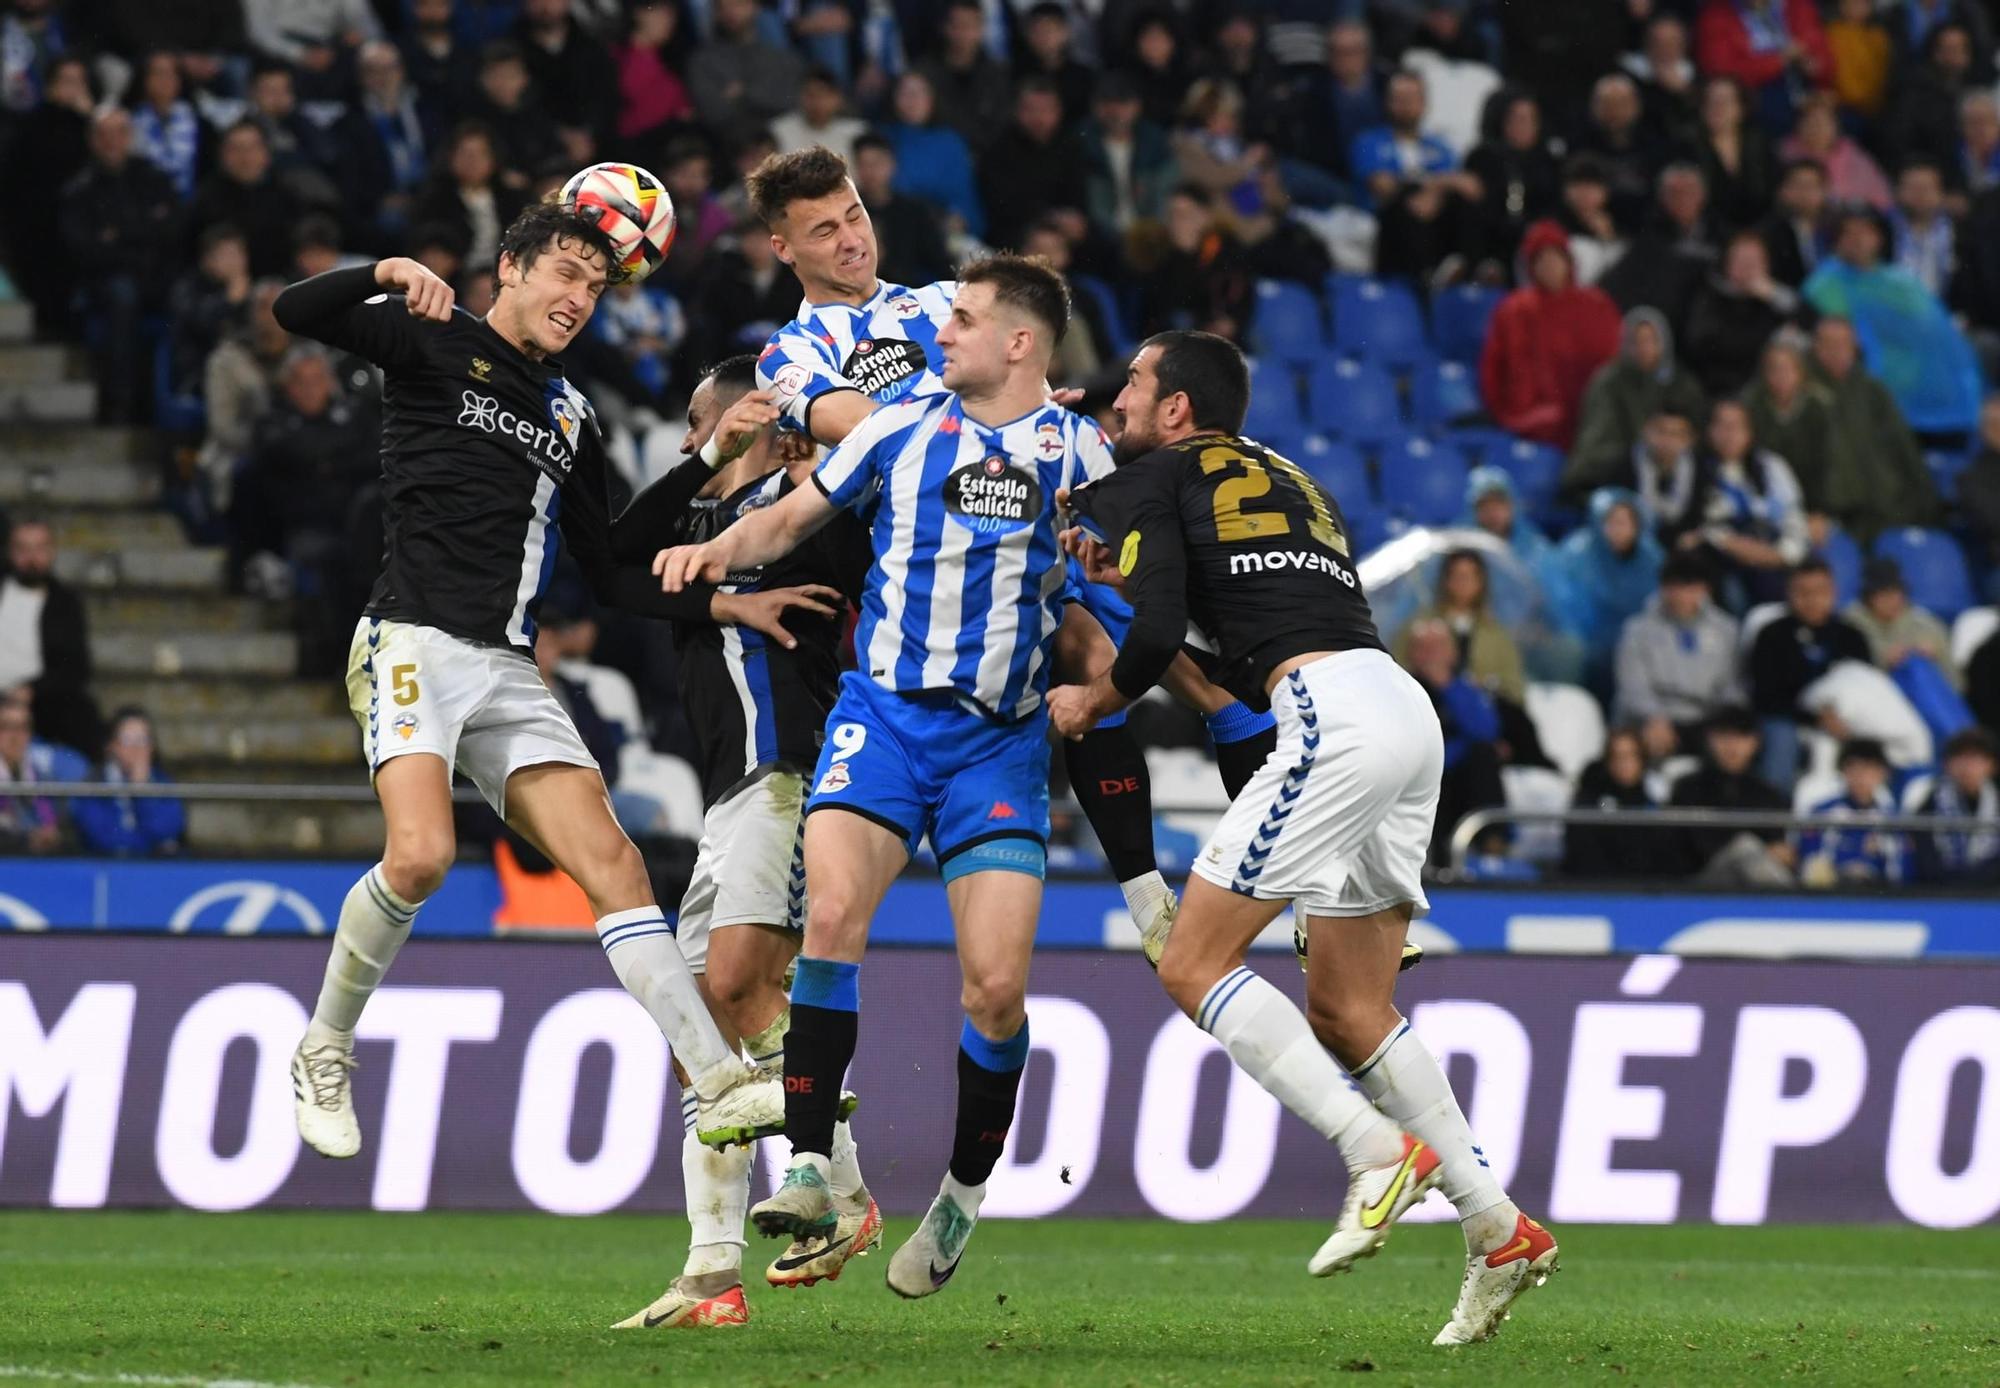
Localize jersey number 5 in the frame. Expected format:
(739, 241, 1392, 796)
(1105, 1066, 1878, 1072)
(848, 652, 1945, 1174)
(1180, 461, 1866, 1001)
(1197, 446, 1347, 556)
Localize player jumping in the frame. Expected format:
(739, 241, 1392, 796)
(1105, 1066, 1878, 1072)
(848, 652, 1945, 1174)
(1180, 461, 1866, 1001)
(608, 356, 880, 1328)
(1053, 332, 1558, 1345)
(277, 207, 817, 1183)
(656, 256, 1102, 1298)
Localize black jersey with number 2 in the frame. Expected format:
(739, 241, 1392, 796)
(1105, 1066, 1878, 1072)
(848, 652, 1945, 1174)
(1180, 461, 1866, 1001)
(273, 264, 715, 654)
(1068, 432, 1381, 708)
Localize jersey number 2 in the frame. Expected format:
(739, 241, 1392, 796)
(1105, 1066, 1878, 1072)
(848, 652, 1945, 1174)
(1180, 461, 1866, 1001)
(1197, 446, 1346, 555)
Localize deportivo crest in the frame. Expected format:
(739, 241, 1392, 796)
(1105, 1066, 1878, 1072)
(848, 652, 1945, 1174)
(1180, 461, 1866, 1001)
(815, 761, 851, 794)
(843, 336, 926, 399)
(887, 295, 923, 319)
(1034, 423, 1065, 462)
(945, 455, 1042, 534)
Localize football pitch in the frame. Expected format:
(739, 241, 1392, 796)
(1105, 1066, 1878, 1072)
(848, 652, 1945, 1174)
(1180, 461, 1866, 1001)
(2, 1214, 1994, 1387)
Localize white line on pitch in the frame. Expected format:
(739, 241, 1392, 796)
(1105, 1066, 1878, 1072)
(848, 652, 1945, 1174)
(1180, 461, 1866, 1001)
(0, 1366, 329, 1388)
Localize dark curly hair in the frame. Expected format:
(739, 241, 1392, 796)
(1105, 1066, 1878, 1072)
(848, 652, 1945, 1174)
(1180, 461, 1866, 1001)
(497, 200, 622, 281)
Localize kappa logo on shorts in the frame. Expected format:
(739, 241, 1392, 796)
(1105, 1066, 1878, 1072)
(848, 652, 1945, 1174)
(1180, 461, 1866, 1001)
(392, 712, 419, 741)
(816, 761, 852, 794)
(986, 800, 1019, 820)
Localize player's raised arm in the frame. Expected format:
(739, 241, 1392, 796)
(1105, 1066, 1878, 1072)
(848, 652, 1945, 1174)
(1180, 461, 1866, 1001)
(654, 481, 839, 590)
(272, 257, 453, 364)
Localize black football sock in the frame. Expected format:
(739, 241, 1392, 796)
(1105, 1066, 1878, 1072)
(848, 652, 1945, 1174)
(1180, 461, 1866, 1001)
(783, 957, 859, 1160)
(1064, 720, 1158, 883)
(948, 1018, 1030, 1187)
(1207, 701, 1280, 800)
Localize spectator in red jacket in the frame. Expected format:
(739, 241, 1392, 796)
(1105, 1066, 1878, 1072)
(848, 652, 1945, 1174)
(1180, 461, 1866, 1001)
(1695, 0, 1833, 133)
(1479, 219, 1624, 448)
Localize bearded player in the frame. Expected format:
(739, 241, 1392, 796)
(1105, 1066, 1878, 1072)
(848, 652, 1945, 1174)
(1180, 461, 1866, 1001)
(1052, 331, 1558, 1346)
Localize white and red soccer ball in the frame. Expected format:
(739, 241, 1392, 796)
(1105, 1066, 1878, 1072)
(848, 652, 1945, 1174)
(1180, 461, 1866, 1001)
(559, 162, 677, 283)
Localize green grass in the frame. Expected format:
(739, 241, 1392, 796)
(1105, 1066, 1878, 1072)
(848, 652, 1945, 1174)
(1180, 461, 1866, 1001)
(2, 1214, 1996, 1387)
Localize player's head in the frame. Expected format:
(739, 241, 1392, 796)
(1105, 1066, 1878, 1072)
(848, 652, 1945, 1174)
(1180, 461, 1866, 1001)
(935, 254, 1069, 395)
(746, 146, 877, 302)
(1112, 330, 1249, 464)
(490, 202, 616, 358)
(683, 354, 771, 467)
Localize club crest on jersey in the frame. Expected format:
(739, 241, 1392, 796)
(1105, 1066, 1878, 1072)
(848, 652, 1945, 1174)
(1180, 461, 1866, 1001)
(887, 295, 923, 319)
(1034, 423, 1065, 462)
(548, 394, 580, 449)
(945, 455, 1042, 534)
(843, 337, 926, 399)
(815, 761, 851, 794)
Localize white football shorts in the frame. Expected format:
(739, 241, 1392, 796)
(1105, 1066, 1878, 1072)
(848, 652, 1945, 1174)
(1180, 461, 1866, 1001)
(674, 769, 808, 975)
(1192, 648, 1442, 917)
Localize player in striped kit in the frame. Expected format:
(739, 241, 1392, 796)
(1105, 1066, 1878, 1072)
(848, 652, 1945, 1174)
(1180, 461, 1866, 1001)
(655, 256, 1103, 1299)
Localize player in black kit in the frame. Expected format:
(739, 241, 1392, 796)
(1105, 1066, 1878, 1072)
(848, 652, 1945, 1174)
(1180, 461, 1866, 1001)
(1051, 331, 1556, 1345)
(274, 205, 829, 1211)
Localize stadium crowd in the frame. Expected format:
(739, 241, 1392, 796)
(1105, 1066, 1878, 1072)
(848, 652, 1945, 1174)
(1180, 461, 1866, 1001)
(2, 0, 2000, 884)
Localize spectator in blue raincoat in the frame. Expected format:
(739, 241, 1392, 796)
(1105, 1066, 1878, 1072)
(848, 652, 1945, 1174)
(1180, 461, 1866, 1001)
(71, 707, 186, 857)
(1550, 486, 1666, 697)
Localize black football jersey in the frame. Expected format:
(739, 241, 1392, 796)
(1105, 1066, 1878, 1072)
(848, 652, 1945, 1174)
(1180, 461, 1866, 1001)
(1068, 432, 1381, 707)
(273, 264, 712, 654)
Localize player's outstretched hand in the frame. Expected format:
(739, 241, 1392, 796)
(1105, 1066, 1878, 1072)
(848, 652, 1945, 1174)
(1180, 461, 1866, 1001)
(654, 541, 729, 591)
(712, 389, 782, 464)
(1045, 683, 1102, 741)
(374, 256, 455, 322)
(712, 585, 843, 650)
(1058, 524, 1123, 590)
(1046, 387, 1087, 409)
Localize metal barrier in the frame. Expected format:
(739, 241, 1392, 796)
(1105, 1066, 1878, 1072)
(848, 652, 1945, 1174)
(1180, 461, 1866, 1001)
(1446, 805, 1997, 876)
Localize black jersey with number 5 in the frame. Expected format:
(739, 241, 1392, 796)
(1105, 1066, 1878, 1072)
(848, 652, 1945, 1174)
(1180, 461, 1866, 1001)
(1068, 433, 1381, 708)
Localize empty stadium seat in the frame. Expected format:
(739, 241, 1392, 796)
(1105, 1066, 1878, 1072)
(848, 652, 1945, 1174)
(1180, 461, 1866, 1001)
(1817, 525, 1865, 607)
(1501, 764, 1572, 865)
(1375, 435, 1467, 526)
(1874, 527, 1977, 620)
(1899, 773, 1936, 812)
(1305, 357, 1403, 445)
(1430, 283, 1503, 365)
(1951, 606, 1999, 669)
(1244, 358, 1306, 441)
(1330, 274, 1429, 371)
(1491, 437, 1565, 515)
(1289, 434, 1371, 506)
(1409, 359, 1483, 431)
(1070, 272, 1135, 358)
(1249, 279, 1328, 368)
(1924, 448, 1971, 503)
(1524, 682, 1607, 781)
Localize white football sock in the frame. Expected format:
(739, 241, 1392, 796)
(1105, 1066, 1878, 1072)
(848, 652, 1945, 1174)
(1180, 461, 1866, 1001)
(1352, 1019, 1512, 1242)
(595, 908, 738, 1096)
(678, 1093, 749, 1278)
(306, 864, 419, 1049)
(829, 1119, 865, 1204)
(940, 1170, 985, 1219)
(1119, 870, 1171, 924)
(1197, 967, 1405, 1173)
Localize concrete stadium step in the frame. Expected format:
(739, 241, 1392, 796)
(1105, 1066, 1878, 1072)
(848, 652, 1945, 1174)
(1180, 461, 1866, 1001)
(85, 592, 279, 634)
(0, 455, 159, 508)
(92, 630, 298, 678)
(95, 676, 349, 721)
(0, 378, 95, 423)
(154, 714, 358, 768)
(0, 301, 32, 343)
(0, 343, 81, 384)
(0, 424, 148, 468)
(49, 507, 187, 551)
(186, 801, 386, 857)
(55, 546, 227, 591)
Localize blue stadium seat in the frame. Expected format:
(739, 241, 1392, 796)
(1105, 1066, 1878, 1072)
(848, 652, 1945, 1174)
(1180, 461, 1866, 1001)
(1244, 358, 1306, 441)
(1491, 437, 1565, 516)
(1441, 425, 1512, 467)
(1289, 433, 1371, 507)
(1430, 283, 1503, 365)
(1305, 357, 1403, 445)
(1409, 359, 1483, 431)
(1376, 435, 1468, 527)
(1070, 272, 1135, 359)
(1874, 527, 1977, 620)
(1330, 274, 1430, 372)
(1924, 448, 1972, 503)
(1249, 279, 1328, 369)
(1816, 525, 1864, 607)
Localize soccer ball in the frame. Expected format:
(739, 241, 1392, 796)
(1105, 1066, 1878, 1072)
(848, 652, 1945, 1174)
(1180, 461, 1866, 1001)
(560, 162, 677, 283)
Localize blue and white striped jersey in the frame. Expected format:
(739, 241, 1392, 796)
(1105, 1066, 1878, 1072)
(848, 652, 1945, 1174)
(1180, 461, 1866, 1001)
(813, 393, 1116, 721)
(757, 279, 956, 432)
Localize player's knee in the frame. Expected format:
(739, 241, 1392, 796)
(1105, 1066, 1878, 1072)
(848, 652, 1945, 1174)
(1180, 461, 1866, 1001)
(1155, 927, 1234, 1017)
(568, 833, 651, 905)
(1305, 994, 1393, 1070)
(959, 970, 1027, 1037)
(705, 948, 773, 1025)
(803, 891, 869, 957)
(381, 827, 454, 901)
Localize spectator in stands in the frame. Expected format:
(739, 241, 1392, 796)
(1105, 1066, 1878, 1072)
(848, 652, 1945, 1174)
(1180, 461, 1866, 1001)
(290, 215, 365, 282)
(610, 0, 693, 145)
(1973, 625, 2000, 731)
(686, 217, 801, 367)
(464, 40, 561, 176)
(1749, 557, 1872, 787)
(401, 0, 473, 140)
(0, 52, 91, 332)
(1780, 91, 1892, 210)
(1561, 725, 1658, 879)
(1885, 0, 1997, 79)
(1350, 68, 1483, 284)
(1885, 21, 1976, 171)
(1694, 0, 1831, 133)
(1744, 337, 1835, 513)
(1557, 153, 1627, 287)
(688, 0, 802, 152)
(654, 139, 732, 289)
(771, 65, 866, 165)
(1825, 0, 1895, 123)
(1173, 76, 1265, 211)
(1124, 9, 1193, 133)
(335, 41, 430, 248)
(1463, 466, 1553, 572)
(1599, 163, 1719, 335)
(1682, 230, 1803, 398)
(1550, 486, 1665, 696)
(1082, 72, 1176, 240)
(1143, 185, 1251, 340)
(128, 50, 202, 201)
(197, 279, 289, 513)
(1681, 398, 1811, 605)
(1479, 219, 1623, 448)
(1017, 1, 1093, 125)
(0, 512, 100, 757)
(1393, 549, 1526, 705)
(1302, 19, 1384, 188)
(243, 0, 379, 98)
(1912, 726, 2000, 883)
(414, 122, 529, 278)
(982, 75, 1091, 251)
(1402, 617, 1507, 866)
(1629, 14, 1702, 150)
(1954, 90, 2000, 202)
(1615, 553, 1745, 759)
(1846, 557, 1960, 687)
(242, 61, 339, 199)
(515, 0, 618, 157)
(1021, 219, 1103, 386)
(72, 707, 186, 857)
(1959, 394, 2000, 577)
(88, 2, 242, 93)
(1626, 407, 1703, 537)
(1464, 87, 1562, 274)
(851, 135, 952, 289)
(589, 275, 686, 408)
(1573, 73, 1659, 227)
(189, 121, 306, 280)
(885, 70, 984, 238)
(1757, 157, 1829, 287)
(1688, 76, 1777, 233)
(1670, 705, 1795, 884)
(0, 695, 63, 856)
(1569, 306, 1709, 498)
(1889, 160, 1958, 299)
(1806, 314, 1943, 539)
(1796, 738, 1906, 885)
(914, 0, 1014, 156)
(167, 223, 252, 399)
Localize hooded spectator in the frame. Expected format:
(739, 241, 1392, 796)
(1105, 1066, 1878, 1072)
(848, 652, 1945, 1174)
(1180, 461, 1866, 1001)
(1392, 549, 1527, 705)
(1806, 315, 1942, 539)
(1615, 553, 1745, 758)
(1479, 219, 1624, 448)
(1550, 486, 1665, 695)
(1462, 467, 1553, 572)
(1568, 306, 1709, 498)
